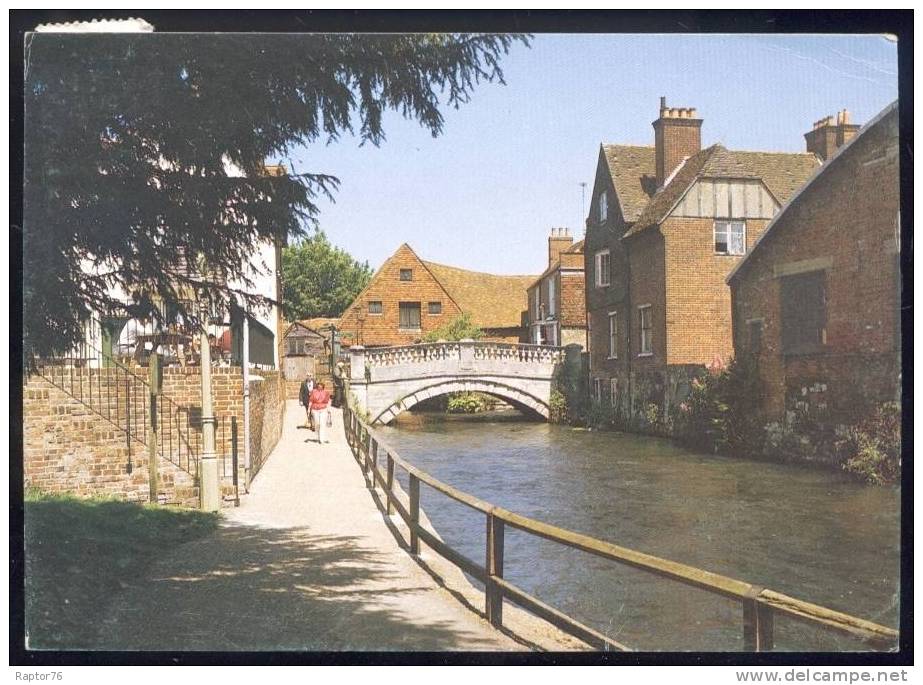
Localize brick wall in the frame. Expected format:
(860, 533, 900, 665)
(23, 374, 197, 506)
(663, 216, 770, 366)
(654, 116, 701, 186)
(23, 366, 285, 505)
(731, 107, 900, 422)
(338, 244, 463, 347)
(560, 268, 587, 329)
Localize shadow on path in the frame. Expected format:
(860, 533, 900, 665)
(98, 522, 507, 651)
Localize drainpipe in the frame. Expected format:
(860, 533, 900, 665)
(625, 247, 634, 423)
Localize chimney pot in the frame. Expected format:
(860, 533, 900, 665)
(654, 98, 702, 186)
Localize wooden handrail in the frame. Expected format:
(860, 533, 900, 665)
(342, 405, 899, 652)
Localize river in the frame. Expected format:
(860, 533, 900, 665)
(379, 412, 901, 652)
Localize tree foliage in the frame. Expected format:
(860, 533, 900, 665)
(420, 312, 483, 342)
(281, 231, 372, 320)
(23, 32, 525, 358)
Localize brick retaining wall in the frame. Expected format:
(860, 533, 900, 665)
(23, 366, 285, 506)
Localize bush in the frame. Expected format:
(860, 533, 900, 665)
(421, 313, 484, 342)
(839, 402, 901, 485)
(549, 389, 568, 423)
(446, 392, 490, 414)
(676, 355, 763, 454)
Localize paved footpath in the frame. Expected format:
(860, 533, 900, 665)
(98, 400, 535, 651)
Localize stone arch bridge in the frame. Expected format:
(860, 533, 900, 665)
(347, 341, 565, 425)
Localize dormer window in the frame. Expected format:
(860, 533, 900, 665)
(399, 268, 413, 281)
(598, 192, 608, 223)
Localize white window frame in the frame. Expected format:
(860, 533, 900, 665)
(638, 304, 653, 356)
(595, 249, 611, 288)
(609, 378, 619, 408)
(532, 289, 540, 321)
(598, 192, 608, 223)
(592, 378, 603, 403)
(547, 276, 556, 316)
(714, 220, 746, 256)
(607, 311, 618, 359)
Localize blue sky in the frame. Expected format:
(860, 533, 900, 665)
(281, 34, 898, 276)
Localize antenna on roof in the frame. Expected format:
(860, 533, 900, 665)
(579, 182, 587, 236)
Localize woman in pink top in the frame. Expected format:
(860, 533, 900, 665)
(309, 382, 332, 444)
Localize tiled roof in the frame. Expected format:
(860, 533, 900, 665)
(704, 149, 819, 205)
(602, 145, 657, 222)
(298, 317, 339, 332)
(422, 261, 534, 330)
(564, 239, 585, 254)
(625, 145, 719, 238)
(624, 145, 819, 238)
(728, 100, 898, 284)
(287, 317, 339, 336)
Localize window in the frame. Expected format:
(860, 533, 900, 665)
(598, 192, 608, 223)
(368, 301, 383, 315)
(399, 302, 422, 330)
(607, 312, 618, 358)
(287, 338, 304, 356)
(532, 289, 540, 321)
(548, 277, 556, 316)
(609, 378, 619, 408)
(428, 301, 442, 315)
(639, 305, 653, 356)
(399, 268, 413, 281)
(714, 220, 746, 255)
(592, 378, 603, 402)
(780, 271, 826, 354)
(595, 250, 611, 288)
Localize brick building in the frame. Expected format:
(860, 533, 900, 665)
(526, 228, 587, 348)
(584, 98, 819, 423)
(338, 243, 534, 347)
(281, 317, 337, 398)
(727, 101, 900, 425)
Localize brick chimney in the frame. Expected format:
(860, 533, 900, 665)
(804, 109, 861, 161)
(548, 227, 573, 267)
(653, 96, 702, 187)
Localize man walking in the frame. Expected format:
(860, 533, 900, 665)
(309, 382, 332, 444)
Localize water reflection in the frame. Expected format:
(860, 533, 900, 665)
(381, 412, 900, 651)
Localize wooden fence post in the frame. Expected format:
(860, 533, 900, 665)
(386, 454, 395, 515)
(409, 474, 420, 555)
(743, 598, 774, 651)
(486, 512, 505, 627)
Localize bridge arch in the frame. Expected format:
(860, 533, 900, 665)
(372, 378, 550, 425)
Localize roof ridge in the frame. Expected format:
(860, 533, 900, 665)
(421, 259, 536, 279)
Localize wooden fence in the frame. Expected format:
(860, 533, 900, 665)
(342, 404, 898, 652)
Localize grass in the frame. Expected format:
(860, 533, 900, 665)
(24, 490, 219, 649)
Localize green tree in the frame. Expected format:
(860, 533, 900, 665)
(23, 33, 526, 359)
(421, 313, 483, 342)
(281, 232, 372, 320)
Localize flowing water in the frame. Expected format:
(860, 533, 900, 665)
(379, 412, 901, 651)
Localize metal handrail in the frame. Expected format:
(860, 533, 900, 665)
(342, 403, 899, 652)
(30, 340, 235, 479)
